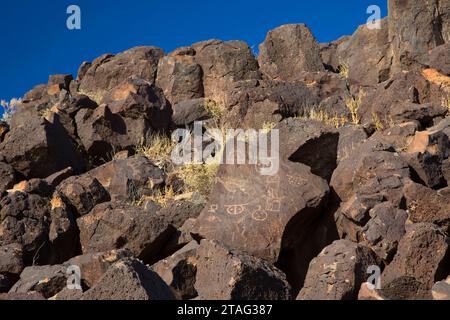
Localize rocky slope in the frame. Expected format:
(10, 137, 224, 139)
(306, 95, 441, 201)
(1, 0, 450, 300)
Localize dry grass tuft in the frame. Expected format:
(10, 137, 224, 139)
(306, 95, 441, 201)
(204, 100, 225, 120)
(372, 112, 384, 131)
(78, 89, 104, 105)
(338, 63, 350, 78)
(135, 135, 176, 171)
(345, 91, 364, 125)
(174, 163, 219, 196)
(443, 96, 450, 114)
(298, 109, 347, 129)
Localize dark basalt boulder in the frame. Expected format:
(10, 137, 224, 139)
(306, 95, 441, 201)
(258, 24, 324, 81)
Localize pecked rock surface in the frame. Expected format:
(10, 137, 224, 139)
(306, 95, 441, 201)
(1, 0, 450, 300)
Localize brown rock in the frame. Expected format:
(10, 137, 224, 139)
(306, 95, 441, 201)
(331, 138, 410, 204)
(0, 292, 45, 300)
(224, 80, 320, 129)
(101, 77, 172, 132)
(358, 282, 385, 300)
(67, 249, 133, 288)
(0, 107, 85, 179)
(47, 74, 73, 96)
(156, 47, 204, 105)
(82, 258, 174, 300)
(258, 24, 324, 81)
(0, 121, 9, 142)
(297, 240, 380, 300)
(57, 174, 110, 217)
(79, 47, 164, 100)
(0, 192, 52, 265)
(337, 18, 392, 85)
(45, 167, 74, 188)
(0, 162, 16, 194)
(337, 126, 368, 164)
(77, 202, 175, 264)
(88, 155, 165, 203)
(432, 276, 450, 300)
(171, 98, 212, 126)
(194, 240, 291, 300)
(191, 161, 329, 289)
(380, 223, 450, 300)
(403, 182, 450, 231)
(403, 123, 450, 188)
(192, 40, 260, 103)
(362, 202, 408, 261)
(388, 0, 450, 72)
(426, 43, 450, 76)
(152, 241, 199, 299)
(9, 264, 68, 299)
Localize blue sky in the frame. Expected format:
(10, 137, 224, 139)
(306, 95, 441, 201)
(0, 0, 387, 103)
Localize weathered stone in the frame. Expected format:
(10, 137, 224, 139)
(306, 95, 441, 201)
(298, 240, 380, 300)
(156, 199, 205, 229)
(67, 249, 133, 288)
(388, 0, 450, 72)
(45, 167, 74, 188)
(0, 162, 16, 194)
(372, 121, 419, 151)
(191, 161, 329, 288)
(9, 264, 68, 299)
(75, 104, 153, 165)
(380, 223, 450, 300)
(278, 119, 339, 181)
(171, 98, 212, 126)
(13, 179, 54, 198)
(358, 282, 386, 300)
(82, 258, 174, 300)
(79, 47, 164, 100)
(0, 243, 23, 277)
(77, 202, 175, 264)
(156, 47, 204, 105)
(432, 276, 450, 300)
(57, 174, 110, 217)
(88, 155, 165, 202)
(0, 121, 9, 142)
(192, 40, 260, 103)
(403, 124, 450, 188)
(0, 292, 45, 300)
(362, 202, 408, 261)
(224, 80, 320, 129)
(390, 102, 447, 126)
(426, 43, 450, 76)
(336, 126, 368, 164)
(360, 70, 449, 128)
(48, 192, 78, 263)
(0, 192, 52, 265)
(47, 74, 73, 96)
(0, 108, 85, 179)
(152, 241, 199, 299)
(195, 240, 291, 300)
(77, 62, 91, 81)
(337, 18, 392, 85)
(403, 182, 450, 231)
(258, 24, 324, 81)
(53, 92, 97, 117)
(101, 77, 172, 132)
(331, 138, 410, 204)
(319, 36, 350, 72)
